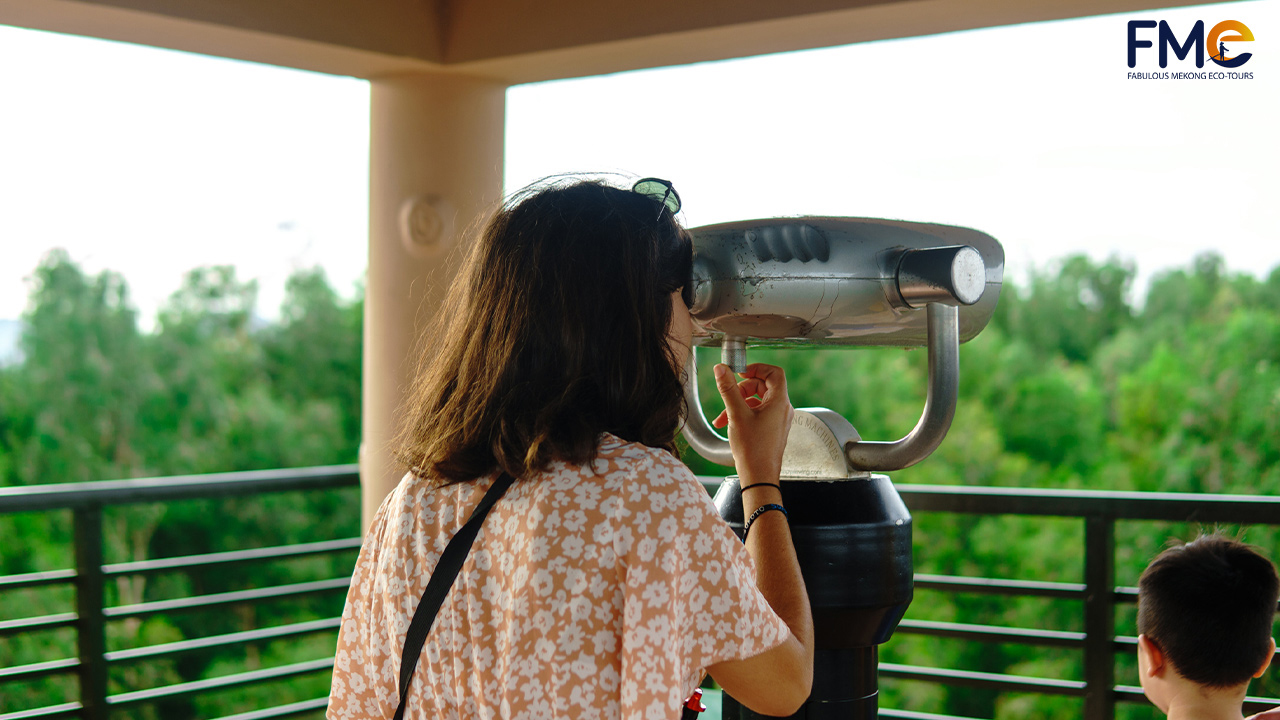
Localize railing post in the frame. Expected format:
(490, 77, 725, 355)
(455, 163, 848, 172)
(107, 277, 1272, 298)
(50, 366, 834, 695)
(1084, 514, 1116, 720)
(75, 504, 108, 720)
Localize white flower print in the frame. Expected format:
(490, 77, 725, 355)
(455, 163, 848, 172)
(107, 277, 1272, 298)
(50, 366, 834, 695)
(328, 434, 789, 720)
(531, 568, 554, 596)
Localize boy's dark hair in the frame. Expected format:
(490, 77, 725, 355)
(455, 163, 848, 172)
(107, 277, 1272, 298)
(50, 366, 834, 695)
(1137, 534, 1279, 688)
(393, 178, 693, 484)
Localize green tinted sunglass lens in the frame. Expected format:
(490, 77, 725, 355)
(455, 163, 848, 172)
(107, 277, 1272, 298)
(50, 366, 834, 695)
(632, 178, 681, 215)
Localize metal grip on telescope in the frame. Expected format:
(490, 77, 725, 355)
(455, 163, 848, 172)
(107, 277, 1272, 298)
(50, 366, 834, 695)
(844, 302, 959, 472)
(681, 348, 735, 467)
(682, 302, 964, 472)
(843, 246, 976, 471)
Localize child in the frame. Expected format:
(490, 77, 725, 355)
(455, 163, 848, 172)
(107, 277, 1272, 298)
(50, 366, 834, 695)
(1137, 534, 1280, 720)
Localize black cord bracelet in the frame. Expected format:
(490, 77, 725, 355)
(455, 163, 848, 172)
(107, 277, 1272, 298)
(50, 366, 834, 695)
(740, 482, 781, 493)
(742, 503, 788, 542)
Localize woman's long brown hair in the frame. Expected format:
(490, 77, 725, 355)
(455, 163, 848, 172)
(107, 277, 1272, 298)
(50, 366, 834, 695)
(393, 178, 692, 484)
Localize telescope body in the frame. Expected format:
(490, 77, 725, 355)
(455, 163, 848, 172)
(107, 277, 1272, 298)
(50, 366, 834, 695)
(685, 216, 1005, 718)
(683, 218, 1005, 473)
(688, 217, 1004, 350)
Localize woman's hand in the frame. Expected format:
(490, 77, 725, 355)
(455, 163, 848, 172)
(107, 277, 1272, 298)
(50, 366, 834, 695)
(706, 362, 812, 715)
(712, 363, 794, 484)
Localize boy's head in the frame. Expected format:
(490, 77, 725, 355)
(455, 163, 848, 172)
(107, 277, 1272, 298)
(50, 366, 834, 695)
(1137, 534, 1279, 704)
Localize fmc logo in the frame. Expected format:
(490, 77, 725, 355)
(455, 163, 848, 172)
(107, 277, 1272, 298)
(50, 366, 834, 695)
(1128, 20, 1254, 68)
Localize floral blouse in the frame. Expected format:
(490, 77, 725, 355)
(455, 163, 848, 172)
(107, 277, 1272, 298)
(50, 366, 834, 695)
(327, 433, 789, 720)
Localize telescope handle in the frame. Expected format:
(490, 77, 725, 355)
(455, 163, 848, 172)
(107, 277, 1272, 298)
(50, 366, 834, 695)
(681, 347, 736, 466)
(844, 302, 959, 471)
(680, 302, 961, 472)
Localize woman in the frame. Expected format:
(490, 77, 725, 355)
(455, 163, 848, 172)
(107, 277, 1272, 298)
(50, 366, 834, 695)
(328, 178, 813, 719)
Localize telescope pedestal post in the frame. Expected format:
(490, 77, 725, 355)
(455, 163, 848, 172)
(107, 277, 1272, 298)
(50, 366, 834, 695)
(714, 478, 911, 720)
(722, 647, 877, 720)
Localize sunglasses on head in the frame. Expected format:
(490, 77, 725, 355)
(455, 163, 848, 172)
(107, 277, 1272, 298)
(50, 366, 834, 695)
(632, 177, 681, 220)
(632, 177, 694, 309)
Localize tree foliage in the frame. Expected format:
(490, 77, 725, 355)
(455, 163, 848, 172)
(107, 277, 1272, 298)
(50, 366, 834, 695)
(0, 253, 363, 717)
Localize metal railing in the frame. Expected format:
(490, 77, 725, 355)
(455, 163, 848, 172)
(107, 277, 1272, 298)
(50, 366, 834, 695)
(885, 483, 1280, 719)
(0, 465, 361, 720)
(3, 469, 1279, 720)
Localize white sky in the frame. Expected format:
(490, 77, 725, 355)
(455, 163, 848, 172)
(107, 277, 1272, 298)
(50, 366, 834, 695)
(0, 26, 371, 328)
(2, 0, 1277, 328)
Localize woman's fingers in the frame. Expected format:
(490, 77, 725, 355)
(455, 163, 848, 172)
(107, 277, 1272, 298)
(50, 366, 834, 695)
(711, 391, 763, 428)
(735, 378, 783, 402)
(713, 366, 790, 421)
(737, 364, 788, 402)
(713, 363, 793, 484)
(741, 363, 788, 386)
(714, 364, 751, 421)
(736, 378, 766, 400)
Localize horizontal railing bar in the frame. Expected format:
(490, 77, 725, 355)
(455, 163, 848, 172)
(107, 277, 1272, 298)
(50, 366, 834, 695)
(1113, 634, 1280, 665)
(0, 568, 77, 591)
(898, 483, 1280, 523)
(106, 617, 343, 662)
(103, 538, 362, 577)
(1116, 586, 1272, 607)
(1113, 685, 1145, 703)
(104, 578, 350, 619)
(208, 696, 330, 720)
(0, 657, 79, 683)
(913, 573, 1085, 599)
(880, 662, 1085, 696)
(1243, 699, 1280, 715)
(0, 464, 359, 513)
(107, 657, 334, 707)
(0, 612, 77, 638)
(8, 473, 1274, 520)
(896, 619, 1085, 648)
(881, 710, 987, 720)
(0, 702, 82, 720)
(1114, 587, 1277, 610)
(1115, 684, 1280, 712)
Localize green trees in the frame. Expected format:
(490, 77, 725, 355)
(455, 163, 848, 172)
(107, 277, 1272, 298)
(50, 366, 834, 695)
(0, 253, 363, 717)
(0, 256, 364, 489)
(14, 250, 149, 486)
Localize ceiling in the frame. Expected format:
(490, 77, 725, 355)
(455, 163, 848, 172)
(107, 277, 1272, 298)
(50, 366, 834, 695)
(0, 0, 1230, 84)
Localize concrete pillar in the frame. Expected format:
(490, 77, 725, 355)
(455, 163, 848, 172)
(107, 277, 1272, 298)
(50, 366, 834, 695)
(362, 72, 506, 530)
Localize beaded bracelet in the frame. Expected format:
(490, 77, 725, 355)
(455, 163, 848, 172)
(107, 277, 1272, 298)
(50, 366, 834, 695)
(742, 503, 788, 542)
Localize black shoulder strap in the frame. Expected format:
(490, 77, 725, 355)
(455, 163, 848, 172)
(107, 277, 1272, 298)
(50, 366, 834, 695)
(392, 472, 516, 720)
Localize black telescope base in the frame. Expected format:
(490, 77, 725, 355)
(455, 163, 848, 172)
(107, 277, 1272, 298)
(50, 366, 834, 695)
(721, 647, 878, 720)
(714, 475, 913, 720)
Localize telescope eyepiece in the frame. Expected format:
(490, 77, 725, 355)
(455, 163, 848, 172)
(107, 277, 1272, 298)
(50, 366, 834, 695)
(687, 255, 715, 316)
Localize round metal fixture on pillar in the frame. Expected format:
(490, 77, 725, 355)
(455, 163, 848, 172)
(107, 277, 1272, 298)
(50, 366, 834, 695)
(398, 194, 456, 257)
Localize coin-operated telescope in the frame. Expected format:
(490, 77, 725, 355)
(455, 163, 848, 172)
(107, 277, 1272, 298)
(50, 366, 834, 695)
(681, 217, 1004, 719)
